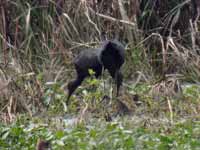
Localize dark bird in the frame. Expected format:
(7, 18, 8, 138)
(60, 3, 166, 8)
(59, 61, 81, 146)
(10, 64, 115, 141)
(67, 40, 125, 104)
(36, 139, 51, 150)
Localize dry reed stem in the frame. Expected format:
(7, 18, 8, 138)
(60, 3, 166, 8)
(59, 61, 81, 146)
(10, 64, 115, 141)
(89, 8, 136, 27)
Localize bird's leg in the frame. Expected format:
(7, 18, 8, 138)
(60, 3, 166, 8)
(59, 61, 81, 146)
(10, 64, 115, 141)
(108, 69, 123, 97)
(115, 70, 123, 97)
(66, 76, 84, 105)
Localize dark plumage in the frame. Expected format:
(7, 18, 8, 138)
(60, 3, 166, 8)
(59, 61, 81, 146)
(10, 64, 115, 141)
(36, 140, 51, 150)
(67, 40, 125, 104)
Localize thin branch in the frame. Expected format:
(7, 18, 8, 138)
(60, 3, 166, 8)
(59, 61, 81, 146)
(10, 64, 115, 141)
(89, 7, 136, 27)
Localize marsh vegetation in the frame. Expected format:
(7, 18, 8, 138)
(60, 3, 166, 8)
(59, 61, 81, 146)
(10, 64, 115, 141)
(0, 0, 200, 149)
